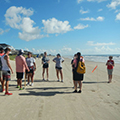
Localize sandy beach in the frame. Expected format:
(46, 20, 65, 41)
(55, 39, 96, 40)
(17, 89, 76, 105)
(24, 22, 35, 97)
(0, 56, 120, 120)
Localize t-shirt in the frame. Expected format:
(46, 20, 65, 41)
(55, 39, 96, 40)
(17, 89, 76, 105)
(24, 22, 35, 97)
(0, 56, 2, 71)
(53, 57, 64, 67)
(26, 57, 35, 67)
(16, 55, 29, 72)
(0, 53, 4, 56)
(107, 60, 114, 69)
(42, 56, 50, 64)
(73, 57, 85, 68)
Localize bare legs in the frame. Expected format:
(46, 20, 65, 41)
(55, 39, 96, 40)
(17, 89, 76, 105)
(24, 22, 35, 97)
(108, 75, 112, 83)
(27, 73, 34, 84)
(2, 80, 9, 93)
(74, 81, 82, 92)
(42, 68, 49, 80)
(56, 69, 63, 81)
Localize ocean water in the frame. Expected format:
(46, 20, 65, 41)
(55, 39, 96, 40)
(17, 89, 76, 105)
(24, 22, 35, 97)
(67, 55, 120, 64)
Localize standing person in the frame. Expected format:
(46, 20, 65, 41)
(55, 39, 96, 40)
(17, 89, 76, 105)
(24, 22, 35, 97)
(26, 52, 36, 86)
(72, 52, 84, 93)
(15, 49, 29, 90)
(42, 52, 50, 81)
(71, 54, 77, 88)
(1, 48, 13, 95)
(0, 48, 4, 89)
(0, 48, 4, 56)
(53, 54, 64, 82)
(106, 56, 114, 83)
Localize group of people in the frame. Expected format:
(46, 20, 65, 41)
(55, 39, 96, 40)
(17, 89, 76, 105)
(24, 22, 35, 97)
(0, 48, 65, 95)
(0, 47, 115, 95)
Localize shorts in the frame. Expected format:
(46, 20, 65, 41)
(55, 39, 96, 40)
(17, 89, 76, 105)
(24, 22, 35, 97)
(107, 69, 113, 75)
(73, 70, 84, 81)
(26, 66, 34, 76)
(2, 70, 11, 81)
(43, 63, 49, 68)
(16, 72, 24, 79)
(56, 66, 62, 70)
(0, 70, 2, 78)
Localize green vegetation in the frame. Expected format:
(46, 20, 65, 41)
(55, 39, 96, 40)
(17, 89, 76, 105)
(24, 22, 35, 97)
(9, 55, 17, 60)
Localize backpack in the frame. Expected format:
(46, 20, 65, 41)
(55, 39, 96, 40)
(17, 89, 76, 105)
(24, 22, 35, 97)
(0, 56, 2, 71)
(76, 61, 86, 74)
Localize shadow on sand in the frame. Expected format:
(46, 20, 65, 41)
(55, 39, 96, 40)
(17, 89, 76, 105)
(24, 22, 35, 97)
(19, 91, 72, 97)
(83, 81, 107, 84)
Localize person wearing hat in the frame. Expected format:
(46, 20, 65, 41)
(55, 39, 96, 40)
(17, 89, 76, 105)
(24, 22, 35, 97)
(53, 54, 64, 82)
(15, 49, 29, 90)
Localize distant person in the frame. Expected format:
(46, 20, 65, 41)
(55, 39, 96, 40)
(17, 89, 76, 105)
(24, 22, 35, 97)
(42, 52, 50, 81)
(71, 54, 77, 88)
(15, 49, 29, 90)
(0, 48, 4, 89)
(26, 52, 36, 86)
(53, 54, 64, 82)
(72, 52, 85, 93)
(1, 48, 13, 95)
(106, 56, 114, 83)
(0, 48, 4, 56)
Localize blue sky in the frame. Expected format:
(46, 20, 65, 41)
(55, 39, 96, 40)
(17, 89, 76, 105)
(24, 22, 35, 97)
(0, 0, 120, 55)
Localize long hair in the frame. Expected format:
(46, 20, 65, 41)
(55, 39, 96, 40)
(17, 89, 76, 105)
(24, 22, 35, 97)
(76, 52, 81, 68)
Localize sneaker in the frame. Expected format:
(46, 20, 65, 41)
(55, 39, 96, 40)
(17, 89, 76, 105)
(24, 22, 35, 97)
(5, 92, 12, 95)
(17, 86, 20, 88)
(73, 90, 77, 93)
(31, 83, 34, 86)
(78, 90, 82, 93)
(61, 80, 63, 82)
(2, 89, 5, 92)
(47, 79, 49, 81)
(43, 79, 45, 81)
(27, 83, 30, 86)
(19, 88, 24, 90)
(57, 80, 60, 82)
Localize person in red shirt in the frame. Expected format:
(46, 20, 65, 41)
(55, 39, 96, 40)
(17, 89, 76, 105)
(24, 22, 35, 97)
(0, 48, 4, 56)
(106, 56, 114, 83)
(0, 48, 4, 90)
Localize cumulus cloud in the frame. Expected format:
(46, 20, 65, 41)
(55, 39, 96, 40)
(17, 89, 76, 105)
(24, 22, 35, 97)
(0, 28, 10, 35)
(4, 6, 43, 41)
(42, 18, 72, 34)
(87, 0, 107, 2)
(116, 12, 120, 20)
(107, 0, 120, 9)
(74, 24, 89, 30)
(98, 9, 103, 12)
(87, 41, 116, 46)
(79, 7, 89, 14)
(77, 0, 83, 3)
(80, 16, 104, 21)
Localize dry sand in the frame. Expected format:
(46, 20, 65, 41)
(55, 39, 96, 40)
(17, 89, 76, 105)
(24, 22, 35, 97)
(0, 57, 120, 120)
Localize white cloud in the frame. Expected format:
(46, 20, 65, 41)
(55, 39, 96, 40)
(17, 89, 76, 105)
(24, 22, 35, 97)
(77, 0, 83, 3)
(0, 28, 10, 35)
(116, 12, 120, 20)
(107, 0, 120, 9)
(80, 16, 104, 21)
(42, 18, 72, 34)
(98, 9, 103, 11)
(115, 9, 120, 13)
(61, 46, 72, 51)
(4, 6, 44, 41)
(87, 41, 116, 46)
(87, 0, 107, 2)
(74, 24, 89, 29)
(5, 0, 10, 3)
(80, 7, 89, 14)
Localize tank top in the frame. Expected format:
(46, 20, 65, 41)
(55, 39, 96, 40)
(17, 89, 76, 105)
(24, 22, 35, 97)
(1, 54, 10, 71)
